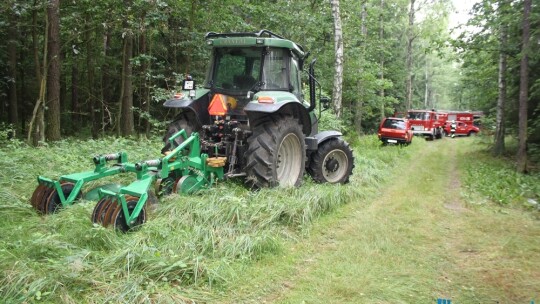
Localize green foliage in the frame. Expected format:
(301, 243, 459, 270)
(455, 0, 540, 144)
(461, 139, 540, 206)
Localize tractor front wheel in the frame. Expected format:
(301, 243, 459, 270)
(245, 115, 306, 188)
(308, 138, 354, 184)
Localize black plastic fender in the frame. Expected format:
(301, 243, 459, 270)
(245, 101, 313, 136)
(305, 130, 342, 151)
(163, 90, 211, 125)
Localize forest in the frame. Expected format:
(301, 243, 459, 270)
(1, 1, 540, 303)
(0, 0, 538, 167)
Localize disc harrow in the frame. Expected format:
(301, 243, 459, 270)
(31, 130, 225, 231)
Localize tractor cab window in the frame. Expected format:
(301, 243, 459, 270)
(290, 56, 302, 99)
(261, 48, 288, 90)
(209, 47, 261, 91)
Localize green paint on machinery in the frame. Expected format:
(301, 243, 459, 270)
(30, 130, 224, 232)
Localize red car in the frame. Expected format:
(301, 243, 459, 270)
(378, 117, 413, 145)
(444, 121, 480, 137)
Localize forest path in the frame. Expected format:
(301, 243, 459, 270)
(218, 138, 540, 303)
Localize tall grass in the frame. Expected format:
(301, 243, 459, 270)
(0, 135, 417, 302)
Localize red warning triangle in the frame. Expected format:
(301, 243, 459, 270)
(208, 94, 228, 116)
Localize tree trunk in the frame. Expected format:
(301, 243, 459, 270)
(85, 18, 98, 139)
(379, 0, 385, 119)
(71, 61, 79, 133)
(140, 32, 151, 136)
(355, 0, 368, 135)
(8, 10, 19, 131)
(100, 30, 111, 136)
(45, 0, 61, 141)
(517, 0, 531, 173)
(406, 0, 415, 110)
(27, 2, 47, 146)
(493, 24, 507, 156)
(118, 32, 135, 136)
(424, 57, 429, 108)
(330, 0, 344, 118)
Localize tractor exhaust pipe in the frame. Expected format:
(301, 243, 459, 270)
(308, 59, 317, 112)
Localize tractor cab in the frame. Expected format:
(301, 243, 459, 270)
(206, 46, 302, 95)
(201, 30, 308, 118)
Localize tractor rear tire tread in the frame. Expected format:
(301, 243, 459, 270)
(161, 112, 200, 154)
(245, 115, 306, 188)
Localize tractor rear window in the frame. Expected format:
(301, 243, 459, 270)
(383, 119, 406, 130)
(210, 48, 261, 91)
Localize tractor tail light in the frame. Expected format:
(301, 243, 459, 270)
(258, 96, 275, 104)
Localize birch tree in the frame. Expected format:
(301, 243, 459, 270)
(330, 0, 344, 118)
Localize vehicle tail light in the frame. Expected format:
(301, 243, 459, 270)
(258, 96, 275, 104)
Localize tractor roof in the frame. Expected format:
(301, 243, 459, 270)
(205, 29, 306, 59)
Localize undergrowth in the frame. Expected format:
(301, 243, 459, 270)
(0, 135, 416, 303)
(460, 138, 540, 207)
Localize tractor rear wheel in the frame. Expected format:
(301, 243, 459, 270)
(245, 115, 305, 188)
(161, 112, 200, 154)
(308, 138, 354, 184)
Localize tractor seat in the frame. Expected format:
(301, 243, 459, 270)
(233, 75, 256, 90)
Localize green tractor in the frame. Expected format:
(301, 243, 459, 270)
(162, 29, 354, 188)
(29, 30, 354, 231)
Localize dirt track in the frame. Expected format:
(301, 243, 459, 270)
(219, 138, 540, 303)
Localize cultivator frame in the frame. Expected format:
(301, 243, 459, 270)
(30, 130, 224, 231)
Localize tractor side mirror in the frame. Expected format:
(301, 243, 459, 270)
(320, 96, 331, 111)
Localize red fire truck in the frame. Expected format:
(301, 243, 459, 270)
(406, 110, 444, 140)
(446, 111, 474, 124)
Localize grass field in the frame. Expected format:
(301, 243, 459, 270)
(0, 133, 409, 303)
(215, 138, 540, 303)
(1, 135, 538, 303)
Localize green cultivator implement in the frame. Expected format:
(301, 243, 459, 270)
(30, 130, 225, 231)
(30, 30, 355, 231)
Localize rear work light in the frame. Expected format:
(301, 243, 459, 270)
(257, 96, 275, 104)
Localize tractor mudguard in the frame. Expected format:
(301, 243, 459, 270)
(305, 130, 342, 151)
(245, 92, 312, 135)
(164, 89, 211, 125)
